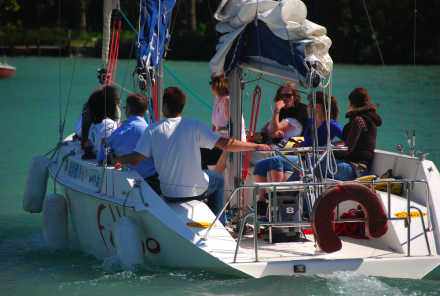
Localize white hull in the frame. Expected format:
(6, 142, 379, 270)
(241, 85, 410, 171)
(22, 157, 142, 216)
(40, 140, 440, 279)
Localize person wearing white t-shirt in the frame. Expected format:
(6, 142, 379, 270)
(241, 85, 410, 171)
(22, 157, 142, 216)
(117, 87, 271, 224)
(89, 118, 118, 155)
(78, 85, 120, 159)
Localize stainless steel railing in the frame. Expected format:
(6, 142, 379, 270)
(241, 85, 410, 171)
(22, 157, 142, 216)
(203, 178, 432, 262)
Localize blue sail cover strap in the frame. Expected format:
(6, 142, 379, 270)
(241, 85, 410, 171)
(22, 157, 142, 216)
(137, 0, 176, 71)
(224, 20, 309, 79)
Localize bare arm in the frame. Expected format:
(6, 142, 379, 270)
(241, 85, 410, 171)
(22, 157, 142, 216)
(116, 151, 145, 166)
(268, 101, 285, 134)
(214, 137, 271, 152)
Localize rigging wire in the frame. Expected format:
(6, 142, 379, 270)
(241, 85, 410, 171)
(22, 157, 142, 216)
(361, 0, 411, 149)
(411, 0, 418, 144)
(163, 63, 213, 110)
(57, 0, 63, 143)
(120, 31, 137, 97)
(59, 58, 78, 140)
(111, 20, 122, 84)
(105, 19, 117, 84)
(119, 9, 138, 34)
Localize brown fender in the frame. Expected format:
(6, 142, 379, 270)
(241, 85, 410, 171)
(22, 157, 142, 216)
(311, 182, 388, 253)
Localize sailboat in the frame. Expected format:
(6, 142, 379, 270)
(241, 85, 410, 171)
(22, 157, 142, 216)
(22, 0, 440, 279)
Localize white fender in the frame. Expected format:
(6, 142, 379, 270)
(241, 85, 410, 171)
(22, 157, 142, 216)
(23, 155, 50, 213)
(43, 193, 68, 249)
(113, 216, 145, 267)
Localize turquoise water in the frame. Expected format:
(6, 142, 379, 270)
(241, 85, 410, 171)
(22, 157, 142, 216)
(1, 57, 440, 295)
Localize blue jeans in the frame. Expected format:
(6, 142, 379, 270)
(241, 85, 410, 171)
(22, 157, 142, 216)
(286, 158, 356, 181)
(321, 159, 357, 181)
(253, 155, 299, 177)
(205, 170, 226, 224)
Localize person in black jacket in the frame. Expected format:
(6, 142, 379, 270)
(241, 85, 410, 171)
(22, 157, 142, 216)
(333, 87, 382, 179)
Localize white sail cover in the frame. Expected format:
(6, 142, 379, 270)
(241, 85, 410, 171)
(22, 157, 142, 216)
(209, 0, 333, 83)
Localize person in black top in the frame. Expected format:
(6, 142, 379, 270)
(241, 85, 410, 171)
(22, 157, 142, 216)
(257, 81, 308, 145)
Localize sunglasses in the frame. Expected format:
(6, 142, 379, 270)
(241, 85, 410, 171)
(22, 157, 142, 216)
(279, 93, 294, 99)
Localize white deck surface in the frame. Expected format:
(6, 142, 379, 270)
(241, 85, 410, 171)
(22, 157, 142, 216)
(236, 233, 406, 263)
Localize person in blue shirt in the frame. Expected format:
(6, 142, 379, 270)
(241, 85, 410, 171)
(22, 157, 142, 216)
(98, 93, 159, 193)
(253, 91, 343, 213)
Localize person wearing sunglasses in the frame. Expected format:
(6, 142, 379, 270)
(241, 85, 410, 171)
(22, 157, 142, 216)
(256, 81, 308, 147)
(253, 91, 343, 216)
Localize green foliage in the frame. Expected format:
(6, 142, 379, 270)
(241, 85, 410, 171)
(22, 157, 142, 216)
(4, 0, 439, 63)
(71, 32, 100, 47)
(1, 0, 19, 11)
(0, 26, 68, 46)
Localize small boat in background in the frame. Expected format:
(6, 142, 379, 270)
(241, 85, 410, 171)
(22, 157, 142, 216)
(0, 59, 16, 79)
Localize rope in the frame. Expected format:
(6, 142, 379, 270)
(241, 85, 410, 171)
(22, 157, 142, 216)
(119, 9, 138, 34)
(119, 31, 137, 98)
(111, 20, 122, 84)
(105, 19, 117, 84)
(243, 85, 262, 178)
(323, 75, 338, 179)
(163, 63, 212, 110)
(137, 1, 142, 46)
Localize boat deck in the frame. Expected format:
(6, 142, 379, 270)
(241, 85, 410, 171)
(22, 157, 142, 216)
(236, 234, 402, 263)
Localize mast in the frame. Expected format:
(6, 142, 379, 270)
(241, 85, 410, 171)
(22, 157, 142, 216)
(228, 67, 243, 189)
(102, 0, 120, 68)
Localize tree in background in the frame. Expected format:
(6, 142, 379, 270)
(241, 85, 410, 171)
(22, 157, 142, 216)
(1, 0, 438, 64)
(80, 0, 87, 37)
(0, 0, 21, 33)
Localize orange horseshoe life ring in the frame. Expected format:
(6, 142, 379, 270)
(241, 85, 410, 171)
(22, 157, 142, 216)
(311, 182, 388, 253)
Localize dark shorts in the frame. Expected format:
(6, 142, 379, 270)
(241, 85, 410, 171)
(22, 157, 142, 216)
(144, 173, 161, 195)
(200, 147, 223, 170)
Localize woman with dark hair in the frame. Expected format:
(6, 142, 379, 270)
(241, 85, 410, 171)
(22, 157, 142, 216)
(333, 87, 382, 178)
(85, 85, 120, 158)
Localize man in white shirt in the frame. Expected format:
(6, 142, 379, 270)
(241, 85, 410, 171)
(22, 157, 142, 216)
(118, 87, 271, 224)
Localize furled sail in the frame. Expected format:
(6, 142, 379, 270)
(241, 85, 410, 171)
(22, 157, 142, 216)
(210, 0, 333, 87)
(137, 0, 176, 71)
(102, 0, 120, 68)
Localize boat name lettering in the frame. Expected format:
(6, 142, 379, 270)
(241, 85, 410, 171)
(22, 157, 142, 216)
(66, 160, 100, 187)
(96, 203, 160, 255)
